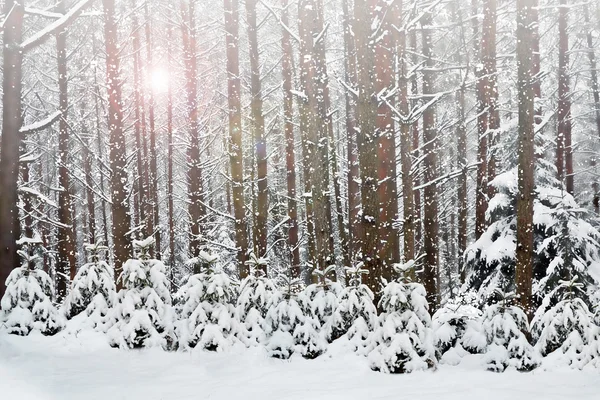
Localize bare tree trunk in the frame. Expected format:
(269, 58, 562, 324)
(167, 6, 176, 290)
(410, 27, 422, 256)
(298, 0, 332, 278)
(585, 6, 600, 212)
(342, 0, 361, 266)
(56, 0, 77, 300)
(103, 0, 132, 288)
(353, 0, 381, 295)
(281, 0, 300, 278)
(82, 121, 96, 244)
(246, 0, 268, 265)
(483, 0, 499, 198)
(516, 0, 536, 319)
(421, 9, 439, 311)
(131, 0, 146, 233)
(224, 0, 249, 276)
(395, 1, 415, 271)
(182, 0, 204, 259)
(0, 0, 24, 299)
(145, 2, 160, 257)
(557, 0, 573, 194)
(376, 0, 399, 282)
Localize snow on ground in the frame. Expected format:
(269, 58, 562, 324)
(1, 328, 599, 400)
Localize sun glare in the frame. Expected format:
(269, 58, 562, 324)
(150, 68, 169, 93)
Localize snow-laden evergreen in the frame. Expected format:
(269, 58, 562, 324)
(0, 238, 63, 336)
(264, 273, 326, 359)
(533, 278, 600, 368)
(63, 243, 116, 329)
(298, 265, 342, 340)
(175, 251, 239, 351)
(368, 263, 436, 373)
(236, 254, 277, 346)
(465, 164, 600, 308)
(108, 238, 177, 350)
(432, 294, 486, 364)
(329, 264, 377, 348)
(481, 290, 539, 372)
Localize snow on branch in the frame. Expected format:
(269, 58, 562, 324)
(19, 111, 61, 134)
(20, 0, 96, 53)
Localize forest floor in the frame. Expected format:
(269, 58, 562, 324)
(1, 326, 599, 400)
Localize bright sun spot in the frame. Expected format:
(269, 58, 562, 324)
(150, 68, 169, 93)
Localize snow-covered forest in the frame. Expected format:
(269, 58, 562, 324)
(1, 0, 600, 398)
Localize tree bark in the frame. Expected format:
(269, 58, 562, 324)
(224, 0, 249, 276)
(281, 0, 300, 278)
(103, 0, 132, 288)
(421, 9, 440, 310)
(557, 0, 573, 194)
(56, 0, 77, 300)
(516, 0, 536, 319)
(0, 0, 24, 299)
(246, 0, 268, 265)
(585, 5, 600, 212)
(376, 0, 399, 281)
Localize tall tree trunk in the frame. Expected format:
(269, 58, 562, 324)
(410, 27, 422, 256)
(421, 9, 439, 310)
(167, 6, 176, 290)
(0, 0, 24, 299)
(246, 0, 268, 266)
(182, 0, 204, 259)
(376, 0, 399, 281)
(515, 0, 536, 319)
(131, 0, 146, 233)
(557, 0, 573, 194)
(103, 0, 132, 288)
(483, 0, 499, 197)
(395, 0, 415, 269)
(82, 121, 96, 245)
(585, 5, 600, 212)
(353, 0, 380, 295)
(282, 0, 300, 277)
(342, 0, 361, 266)
(56, 0, 77, 300)
(299, 0, 332, 277)
(145, 1, 160, 257)
(224, 0, 249, 276)
(474, 0, 487, 240)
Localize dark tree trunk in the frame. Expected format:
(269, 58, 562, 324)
(557, 0, 573, 194)
(56, 0, 77, 300)
(281, 0, 300, 278)
(246, 0, 268, 265)
(103, 0, 132, 288)
(224, 0, 249, 276)
(0, 0, 24, 299)
(421, 10, 439, 311)
(515, 0, 537, 319)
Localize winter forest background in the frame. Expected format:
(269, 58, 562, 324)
(2, 0, 600, 390)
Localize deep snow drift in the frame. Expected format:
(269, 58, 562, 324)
(1, 326, 599, 400)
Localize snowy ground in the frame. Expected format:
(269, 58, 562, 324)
(1, 328, 599, 400)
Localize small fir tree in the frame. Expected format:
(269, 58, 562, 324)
(0, 238, 63, 336)
(108, 237, 177, 350)
(368, 262, 436, 373)
(64, 242, 116, 329)
(175, 251, 239, 351)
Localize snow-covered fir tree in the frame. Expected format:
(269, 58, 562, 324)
(236, 254, 277, 346)
(368, 262, 436, 373)
(264, 272, 326, 359)
(0, 238, 63, 336)
(108, 237, 177, 350)
(465, 136, 600, 310)
(298, 265, 342, 340)
(432, 293, 486, 365)
(533, 278, 600, 368)
(175, 251, 239, 351)
(329, 264, 377, 347)
(481, 290, 539, 372)
(63, 243, 116, 329)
